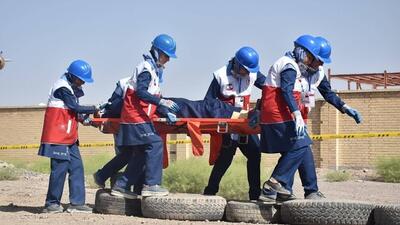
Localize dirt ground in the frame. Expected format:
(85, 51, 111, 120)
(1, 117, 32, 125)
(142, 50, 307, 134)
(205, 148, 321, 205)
(0, 168, 399, 225)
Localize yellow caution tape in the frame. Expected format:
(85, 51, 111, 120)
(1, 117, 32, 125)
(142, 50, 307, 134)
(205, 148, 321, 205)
(166, 139, 210, 145)
(310, 131, 400, 140)
(0, 144, 40, 150)
(1, 132, 400, 150)
(0, 143, 114, 150)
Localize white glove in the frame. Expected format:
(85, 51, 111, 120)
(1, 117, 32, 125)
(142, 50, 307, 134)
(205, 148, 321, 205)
(96, 102, 112, 112)
(293, 110, 306, 136)
(159, 99, 180, 113)
(82, 117, 92, 126)
(166, 112, 177, 125)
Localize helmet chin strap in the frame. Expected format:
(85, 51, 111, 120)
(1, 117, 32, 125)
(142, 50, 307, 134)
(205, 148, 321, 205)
(307, 66, 318, 75)
(231, 58, 245, 78)
(294, 47, 316, 75)
(151, 47, 165, 69)
(65, 73, 84, 88)
(65, 73, 76, 85)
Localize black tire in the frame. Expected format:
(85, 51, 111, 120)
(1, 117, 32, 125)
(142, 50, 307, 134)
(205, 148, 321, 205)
(225, 200, 280, 224)
(374, 204, 400, 225)
(281, 200, 375, 225)
(94, 189, 142, 216)
(141, 193, 226, 221)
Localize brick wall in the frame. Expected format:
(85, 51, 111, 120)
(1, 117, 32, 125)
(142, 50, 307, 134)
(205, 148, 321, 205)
(0, 106, 114, 161)
(309, 89, 400, 169)
(1, 89, 400, 169)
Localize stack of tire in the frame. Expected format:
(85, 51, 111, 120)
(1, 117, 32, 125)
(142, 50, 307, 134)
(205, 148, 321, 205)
(280, 200, 400, 225)
(94, 189, 142, 216)
(94, 190, 227, 221)
(95, 190, 400, 224)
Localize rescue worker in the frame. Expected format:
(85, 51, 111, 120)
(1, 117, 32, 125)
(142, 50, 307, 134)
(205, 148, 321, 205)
(93, 97, 244, 192)
(92, 75, 171, 191)
(110, 34, 179, 198)
(258, 35, 362, 201)
(101, 77, 130, 119)
(39, 60, 104, 213)
(203, 47, 266, 201)
(92, 76, 129, 189)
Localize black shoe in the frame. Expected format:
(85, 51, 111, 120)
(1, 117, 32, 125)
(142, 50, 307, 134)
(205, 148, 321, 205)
(203, 186, 218, 196)
(133, 185, 143, 196)
(110, 172, 123, 189)
(264, 179, 291, 195)
(259, 192, 277, 202)
(305, 191, 326, 200)
(111, 186, 138, 199)
(66, 204, 93, 213)
(276, 193, 297, 202)
(93, 171, 105, 189)
(42, 204, 64, 214)
(203, 192, 216, 196)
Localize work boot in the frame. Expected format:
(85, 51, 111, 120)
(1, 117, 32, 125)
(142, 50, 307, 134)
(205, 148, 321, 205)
(42, 204, 64, 214)
(66, 204, 93, 213)
(110, 172, 123, 189)
(203, 186, 218, 196)
(264, 179, 291, 195)
(305, 191, 326, 200)
(259, 185, 277, 202)
(133, 185, 143, 196)
(93, 171, 105, 189)
(141, 185, 169, 197)
(111, 186, 138, 199)
(276, 193, 297, 203)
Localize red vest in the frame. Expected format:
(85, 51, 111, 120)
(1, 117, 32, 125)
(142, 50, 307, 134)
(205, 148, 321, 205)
(260, 56, 308, 124)
(213, 65, 257, 110)
(120, 60, 161, 124)
(40, 77, 78, 145)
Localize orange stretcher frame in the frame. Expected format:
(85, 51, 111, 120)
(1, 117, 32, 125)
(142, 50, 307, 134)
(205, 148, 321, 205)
(91, 118, 260, 168)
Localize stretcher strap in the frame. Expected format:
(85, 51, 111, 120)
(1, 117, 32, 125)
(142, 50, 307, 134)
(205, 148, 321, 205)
(186, 121, 204, 156)
(209, 134, 223, 165)
(160, 133, 169, 169)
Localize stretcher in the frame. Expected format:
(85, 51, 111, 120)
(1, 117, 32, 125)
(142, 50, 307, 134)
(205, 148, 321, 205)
(91, 118, 260, 168)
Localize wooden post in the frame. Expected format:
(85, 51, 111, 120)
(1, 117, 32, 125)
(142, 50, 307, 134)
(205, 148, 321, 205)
(335, 109, 340, 170)
(384, 70, 388, 89)
(348, 80, 351, 90)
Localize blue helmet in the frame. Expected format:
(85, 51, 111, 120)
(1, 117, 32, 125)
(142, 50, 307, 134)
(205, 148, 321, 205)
(152, 34, 177, 58)
(235, 46, 259, 73)
(294, 35, 320, 60)
(315, 36, 332, 63)
(67, 60, 93, 83)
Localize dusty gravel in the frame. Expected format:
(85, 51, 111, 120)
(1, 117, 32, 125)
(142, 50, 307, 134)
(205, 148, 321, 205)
(0, 168, 399, 225)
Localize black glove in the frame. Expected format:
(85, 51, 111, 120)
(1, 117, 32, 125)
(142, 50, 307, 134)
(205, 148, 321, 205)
(248, 109, 260, 128)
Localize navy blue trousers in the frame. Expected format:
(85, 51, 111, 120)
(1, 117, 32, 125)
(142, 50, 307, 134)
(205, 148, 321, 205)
(96, 135, 127, 184)
(96, 147, 130, 184)
(271, 145, 318, 196)
(45, 144, 85, 207)
(204, 134, 261, 200)
(115, 141, 163, 189)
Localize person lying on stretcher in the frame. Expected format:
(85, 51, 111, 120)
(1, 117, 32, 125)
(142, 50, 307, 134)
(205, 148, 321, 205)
(157, 97, 251, 122)
(100, 96, 255, 122)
